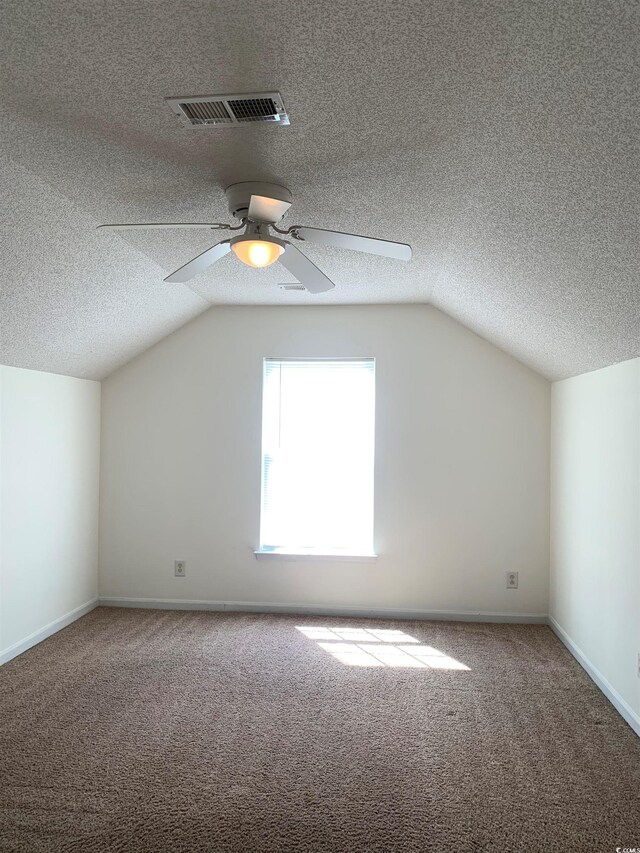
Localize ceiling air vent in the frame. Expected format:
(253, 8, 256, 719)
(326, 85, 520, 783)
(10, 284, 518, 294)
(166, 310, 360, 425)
(166, 92, 289, 128)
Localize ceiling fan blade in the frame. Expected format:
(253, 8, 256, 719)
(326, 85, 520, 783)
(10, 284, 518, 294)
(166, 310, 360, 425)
(294, 226, 412, 261)
(278, 243, 335, 293)
(97, 223, 229, 231)
(248, 195, 292, 224)
(164, 240, 231, 283)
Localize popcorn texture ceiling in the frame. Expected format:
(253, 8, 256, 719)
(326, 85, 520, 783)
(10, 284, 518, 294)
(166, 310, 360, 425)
(1, 0, 639, 380)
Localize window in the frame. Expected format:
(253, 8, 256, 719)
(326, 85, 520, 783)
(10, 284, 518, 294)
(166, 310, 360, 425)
(258, 358, 376, 557)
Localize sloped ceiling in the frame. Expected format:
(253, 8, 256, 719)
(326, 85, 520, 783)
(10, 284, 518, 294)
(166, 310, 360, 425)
(1, 0, 638, 380)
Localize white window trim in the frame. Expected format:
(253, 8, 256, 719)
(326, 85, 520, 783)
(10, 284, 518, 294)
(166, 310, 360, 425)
(259, 357, 376, 556)
(254, 550, 378, 562)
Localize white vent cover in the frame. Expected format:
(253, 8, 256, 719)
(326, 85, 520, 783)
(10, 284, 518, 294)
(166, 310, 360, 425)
(166, 92, 289, 128)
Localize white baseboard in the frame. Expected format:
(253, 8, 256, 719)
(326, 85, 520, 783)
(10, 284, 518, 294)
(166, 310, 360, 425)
(548, 615, 640, 738)
(0, 597, 98, 666)
(98, 596, 548, 623)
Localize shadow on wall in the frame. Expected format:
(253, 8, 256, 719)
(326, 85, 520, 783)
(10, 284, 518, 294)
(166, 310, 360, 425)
(296, 626, 470, 670)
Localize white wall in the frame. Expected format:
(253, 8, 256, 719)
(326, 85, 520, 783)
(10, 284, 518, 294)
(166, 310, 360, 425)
(100, 305, 550, 617)
(0, 365, 101, 660)
(551, 358, 640, 727)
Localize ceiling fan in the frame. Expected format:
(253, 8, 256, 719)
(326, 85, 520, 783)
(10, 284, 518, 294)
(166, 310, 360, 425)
(97, 182, 412, 293)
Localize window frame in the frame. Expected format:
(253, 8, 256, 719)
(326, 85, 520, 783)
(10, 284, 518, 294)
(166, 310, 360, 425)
(255, 357, 378, 561)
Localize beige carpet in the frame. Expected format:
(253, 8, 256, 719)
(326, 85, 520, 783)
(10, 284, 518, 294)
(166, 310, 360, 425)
(1, 608, 639, 852)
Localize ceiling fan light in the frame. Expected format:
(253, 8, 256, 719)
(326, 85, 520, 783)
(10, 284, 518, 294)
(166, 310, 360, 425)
(231, 238, 284, 268)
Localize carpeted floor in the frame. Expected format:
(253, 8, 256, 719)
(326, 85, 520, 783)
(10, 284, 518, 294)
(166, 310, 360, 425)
(1, 608, 639, 852)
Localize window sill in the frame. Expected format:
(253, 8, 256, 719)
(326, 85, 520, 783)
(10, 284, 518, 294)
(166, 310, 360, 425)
(254, 550, 378, 563)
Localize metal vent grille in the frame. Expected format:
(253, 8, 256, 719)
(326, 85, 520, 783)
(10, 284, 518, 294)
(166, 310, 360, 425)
(228, 98, 278, 122)
(180, 100, 232, 124)
(166, 92, 289, 128)
(278, 284, 307, 291)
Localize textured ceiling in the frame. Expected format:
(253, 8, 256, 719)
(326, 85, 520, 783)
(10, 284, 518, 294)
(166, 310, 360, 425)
(1, 0, 639, 380)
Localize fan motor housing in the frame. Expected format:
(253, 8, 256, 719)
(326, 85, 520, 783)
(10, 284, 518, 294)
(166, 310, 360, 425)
(225, 182, 292, 220)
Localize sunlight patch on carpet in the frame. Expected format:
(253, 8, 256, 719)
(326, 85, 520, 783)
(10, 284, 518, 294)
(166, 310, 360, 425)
(296, 626, 470, 669)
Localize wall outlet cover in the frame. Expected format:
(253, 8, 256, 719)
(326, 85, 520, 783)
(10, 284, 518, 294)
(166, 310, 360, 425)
(174, 560, 186, 577)
(506, 571, 519, 589)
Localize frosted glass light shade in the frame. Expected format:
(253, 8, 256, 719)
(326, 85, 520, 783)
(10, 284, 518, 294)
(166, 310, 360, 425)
(231, 238, 284, 268)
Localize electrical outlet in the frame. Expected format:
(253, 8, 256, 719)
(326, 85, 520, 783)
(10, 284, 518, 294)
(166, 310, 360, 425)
(506, 571, 519, 589)
(174, 560, 186, 578)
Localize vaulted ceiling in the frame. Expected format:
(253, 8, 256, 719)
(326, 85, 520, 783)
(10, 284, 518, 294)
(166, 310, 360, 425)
(1, 0, 639, 380)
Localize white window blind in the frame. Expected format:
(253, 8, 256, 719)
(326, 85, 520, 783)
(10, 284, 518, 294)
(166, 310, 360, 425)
(260, 358, 375, 555)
